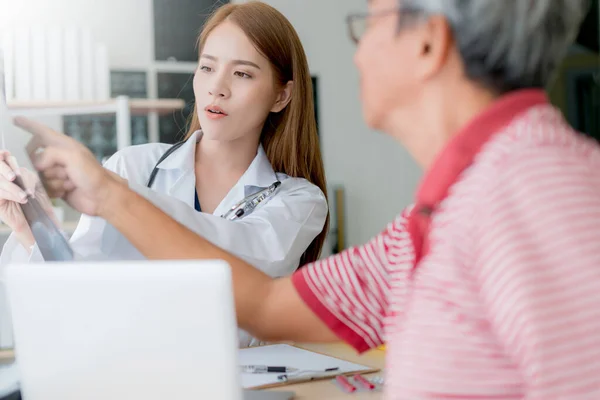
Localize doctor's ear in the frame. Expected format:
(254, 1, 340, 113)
(270, 81, 294, 113)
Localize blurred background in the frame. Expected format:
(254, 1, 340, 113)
(0, 0, 598, 255)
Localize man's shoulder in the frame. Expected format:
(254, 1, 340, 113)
(477, 104, 600, 176)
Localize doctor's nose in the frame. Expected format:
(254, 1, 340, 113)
(208, 80, 231, 99)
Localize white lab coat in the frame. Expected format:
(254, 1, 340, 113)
(0, 130, 328, 348)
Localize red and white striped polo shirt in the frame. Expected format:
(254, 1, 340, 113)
(292, 89, 600, 399)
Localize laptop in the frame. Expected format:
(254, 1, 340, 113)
(4, 260, 294, 400)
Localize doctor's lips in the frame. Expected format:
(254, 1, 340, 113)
(205, 105, 228, 119)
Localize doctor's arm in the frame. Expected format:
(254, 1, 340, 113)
(124, 175, 327, 275)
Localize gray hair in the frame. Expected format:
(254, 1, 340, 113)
(401, 0, 590, 93)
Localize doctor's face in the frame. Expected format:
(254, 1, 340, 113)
(194, 21, 283, 143)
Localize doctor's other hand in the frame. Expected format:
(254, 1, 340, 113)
(0, 150, 56, 249)
(14, 117, 125, 217)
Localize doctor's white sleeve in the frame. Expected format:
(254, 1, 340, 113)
(0, 236, 44, 266)
(128, 179, 328, 277)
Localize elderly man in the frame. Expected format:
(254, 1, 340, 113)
(13, 0, 600, 398)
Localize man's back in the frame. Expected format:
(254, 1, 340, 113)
(292, 97, 600, 399)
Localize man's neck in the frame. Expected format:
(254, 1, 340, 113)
(387, 83, 498, 169)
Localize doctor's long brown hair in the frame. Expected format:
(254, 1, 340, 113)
(183, 2, 329, 265)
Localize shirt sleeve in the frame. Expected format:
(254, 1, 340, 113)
(292, 208, 414, 353)
(0, 235, 43, 266)
(127, 179, 327, 275)
(68, 148, 328, 277)
(476, 146, 600, 399)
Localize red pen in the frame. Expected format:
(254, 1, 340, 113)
(353, 374, 376, 390)
(335, 375, 356, 393)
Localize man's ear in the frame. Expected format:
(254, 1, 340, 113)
(412, 15, 453, 81)
(271, 81, 294, 113)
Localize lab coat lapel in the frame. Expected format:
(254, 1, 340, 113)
(167, 169, 196, 206)
(159, 131, 200, 207)
(212, 145, 278, 217)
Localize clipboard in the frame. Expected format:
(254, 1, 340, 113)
(239, 344, 379, 390)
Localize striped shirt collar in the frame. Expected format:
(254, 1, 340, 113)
(410, 89, 549, 263)
(416, 89, 549, 210)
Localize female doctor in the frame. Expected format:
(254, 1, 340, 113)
(0, 2, 329, 346)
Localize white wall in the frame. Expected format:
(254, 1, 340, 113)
(1, 0, 154, 69)
(1, 0, 421, 247)
(0, 0, 154, 170)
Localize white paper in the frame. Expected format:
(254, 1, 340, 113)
(47, 26, 64, 101)
(31, 26, 48, 101)
(94, 43, 110, 100)
(14, 27, 31, 101)
(238, 344, 372, 389)
(64, 27, 80, 101)
(80, 28, 94, 100)
(2, 29, 15, 102)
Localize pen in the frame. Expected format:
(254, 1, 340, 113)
(240, 365, 297, 374)
(223, 181, 281, 221)
(353, 374, 375, 390)
(277, 367, 339, 382)
(335, 375, 356, 393)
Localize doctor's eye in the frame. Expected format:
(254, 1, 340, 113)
(199, 65, 213, 73)
(234, 71, 252, 79)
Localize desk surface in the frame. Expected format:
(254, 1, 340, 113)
(0, 344, 384, 399)
(266, 343, 385, 399)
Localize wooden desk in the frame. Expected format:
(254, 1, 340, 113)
(0, 345, 385, 398)
(266, 343, 385, 399)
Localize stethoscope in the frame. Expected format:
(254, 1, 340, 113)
(146, 140, 281, 221)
